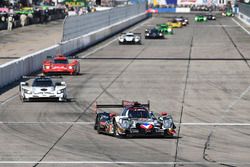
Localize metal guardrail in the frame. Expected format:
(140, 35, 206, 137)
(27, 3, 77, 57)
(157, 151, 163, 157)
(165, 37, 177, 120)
(62, 3, 146, 41)
(239, 3, 250, 17)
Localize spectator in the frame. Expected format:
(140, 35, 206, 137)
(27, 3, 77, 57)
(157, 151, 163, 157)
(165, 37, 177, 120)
(7, 14, 14, 31)
(20, 14, 27, 26)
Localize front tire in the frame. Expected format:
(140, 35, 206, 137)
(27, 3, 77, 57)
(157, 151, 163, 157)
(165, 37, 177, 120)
(113, 122, 126, 138)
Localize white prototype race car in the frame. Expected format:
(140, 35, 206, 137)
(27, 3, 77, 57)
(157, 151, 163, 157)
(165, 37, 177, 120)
(19, 76, 67, 102)
(118, 32, 141, 44)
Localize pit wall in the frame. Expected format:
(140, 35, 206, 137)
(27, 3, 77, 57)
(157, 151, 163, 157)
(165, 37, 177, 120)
(0, 12, 148, 88)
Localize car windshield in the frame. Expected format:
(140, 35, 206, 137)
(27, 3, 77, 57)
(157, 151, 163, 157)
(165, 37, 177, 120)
(32, 78, 53, 87)
(150, 29, 159, 33)
(127, 108, 149, 118)
(100, 114, 110, 121)
(54, 59, 68, 64)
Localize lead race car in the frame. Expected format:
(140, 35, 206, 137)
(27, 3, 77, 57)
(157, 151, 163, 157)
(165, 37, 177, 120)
(19, 75, 67, 102)
(43, 55, 80, 75)
(118, 32, 141, 44)
(94, 101, 176, 138)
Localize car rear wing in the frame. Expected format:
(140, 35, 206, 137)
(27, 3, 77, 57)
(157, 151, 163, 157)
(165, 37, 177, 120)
(94, 100, 150, 112)
(120, 32, 142, 36)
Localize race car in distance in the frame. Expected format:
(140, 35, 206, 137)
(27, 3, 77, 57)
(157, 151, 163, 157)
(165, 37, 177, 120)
(222, 9, 234, 16)
(206, 14, 216, 20)
(118, 32, 141, 44)
(195, 15, 207, 22)
(166, 19, 182, 28)
(156, 24, 173, 35)
(145, 28, 164, 39)
(94, 100, 176, 138)
(19, 75, 67, 102)
(174, 16, 189, 26)
(43, 55, 80, 75)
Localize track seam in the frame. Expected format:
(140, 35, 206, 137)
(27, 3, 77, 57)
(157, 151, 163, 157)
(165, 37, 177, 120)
(33, 47, 146, 167)
(173, 34, 193, 166)
(221, 23, 250, 68)
(202, 20, 250, 167)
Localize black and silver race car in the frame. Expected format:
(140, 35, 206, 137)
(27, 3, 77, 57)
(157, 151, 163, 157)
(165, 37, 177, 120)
(94, 100, 176, 138)
(145, 28, 164, 39)
(206, 14, 216, 20)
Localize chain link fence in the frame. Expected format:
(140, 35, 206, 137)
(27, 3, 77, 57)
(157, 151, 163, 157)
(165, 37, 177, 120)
(62, 3, 146, 41)
(239, 3, 250, 17)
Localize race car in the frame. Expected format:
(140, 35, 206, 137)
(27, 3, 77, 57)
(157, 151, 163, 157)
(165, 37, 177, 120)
(19, 75, 67, 102)
(206, 14, 216, 20)
(145, 28, 164, 39)
(222, 9, 234, 17)
(43, 55, 80, 75)
(174, 16, 189, 26)
(156, 24, 173, 35)
(94, 100, 176, 138)
(166, 20, 182, 28)
(118, 32, 141, 44)
(195, 15, 207, 22)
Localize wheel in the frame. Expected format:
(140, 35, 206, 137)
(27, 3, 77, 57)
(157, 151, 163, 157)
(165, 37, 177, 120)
(97, 123, 101, 134)
(113, 122, 126, 138)
(163, 129, 174, 138)
(20, 94, 27, 102)
(113, 122, 119, 137)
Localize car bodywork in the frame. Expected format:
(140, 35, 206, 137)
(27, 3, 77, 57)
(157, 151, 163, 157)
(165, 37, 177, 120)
(206, 14, 216, 20)
(222, 9, 234, 16)
(94, 101, 176, 138)
(43, 55, 80, 75)
(195, 15, 207, 22)
(19, 76, 67, 102)
(145, 28, 164, 39)
(156, 24, 173, 35)
(118, 32, 141, 44)
(174, 17, 189, 26)
(166, 20, 182, 28)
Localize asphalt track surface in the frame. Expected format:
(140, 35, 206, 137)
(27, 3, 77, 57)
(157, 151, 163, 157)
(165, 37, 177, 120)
(1, 14, 250, 167)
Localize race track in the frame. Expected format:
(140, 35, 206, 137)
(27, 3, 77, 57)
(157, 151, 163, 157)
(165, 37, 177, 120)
(1, 13, 250, 167)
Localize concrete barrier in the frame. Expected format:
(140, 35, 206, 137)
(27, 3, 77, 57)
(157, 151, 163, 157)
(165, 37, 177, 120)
(237, 12, 250, 26)
(0, 12, 148, 89)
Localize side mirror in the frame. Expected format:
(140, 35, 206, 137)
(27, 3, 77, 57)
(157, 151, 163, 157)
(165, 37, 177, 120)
(109, 112, 116, 117)
(160, 112, 168, 116)
(55, 82, 62, 86)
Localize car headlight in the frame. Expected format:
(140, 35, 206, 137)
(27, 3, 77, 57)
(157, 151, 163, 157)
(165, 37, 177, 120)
(146, 33, 149, 36)
(159, 33, 163, 36)
(119, 119, 130, 129)
(68, 66, 73, 69)
(24, 89, 32, 94)
(57, 89, 65, 94)
(167, 28, 172, 32)
(44, 65, 50, 69)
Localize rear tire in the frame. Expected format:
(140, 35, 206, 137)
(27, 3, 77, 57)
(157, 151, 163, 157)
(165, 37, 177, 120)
(97, 124, 101, 134)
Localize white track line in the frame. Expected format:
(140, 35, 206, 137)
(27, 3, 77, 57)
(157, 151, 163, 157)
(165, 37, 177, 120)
(0, 161, 249, 165)
(0, 122, 250, 126)
(79, 18, 151, 59)
(0, 94, 18, 106)
(232, 18, 250, 35)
